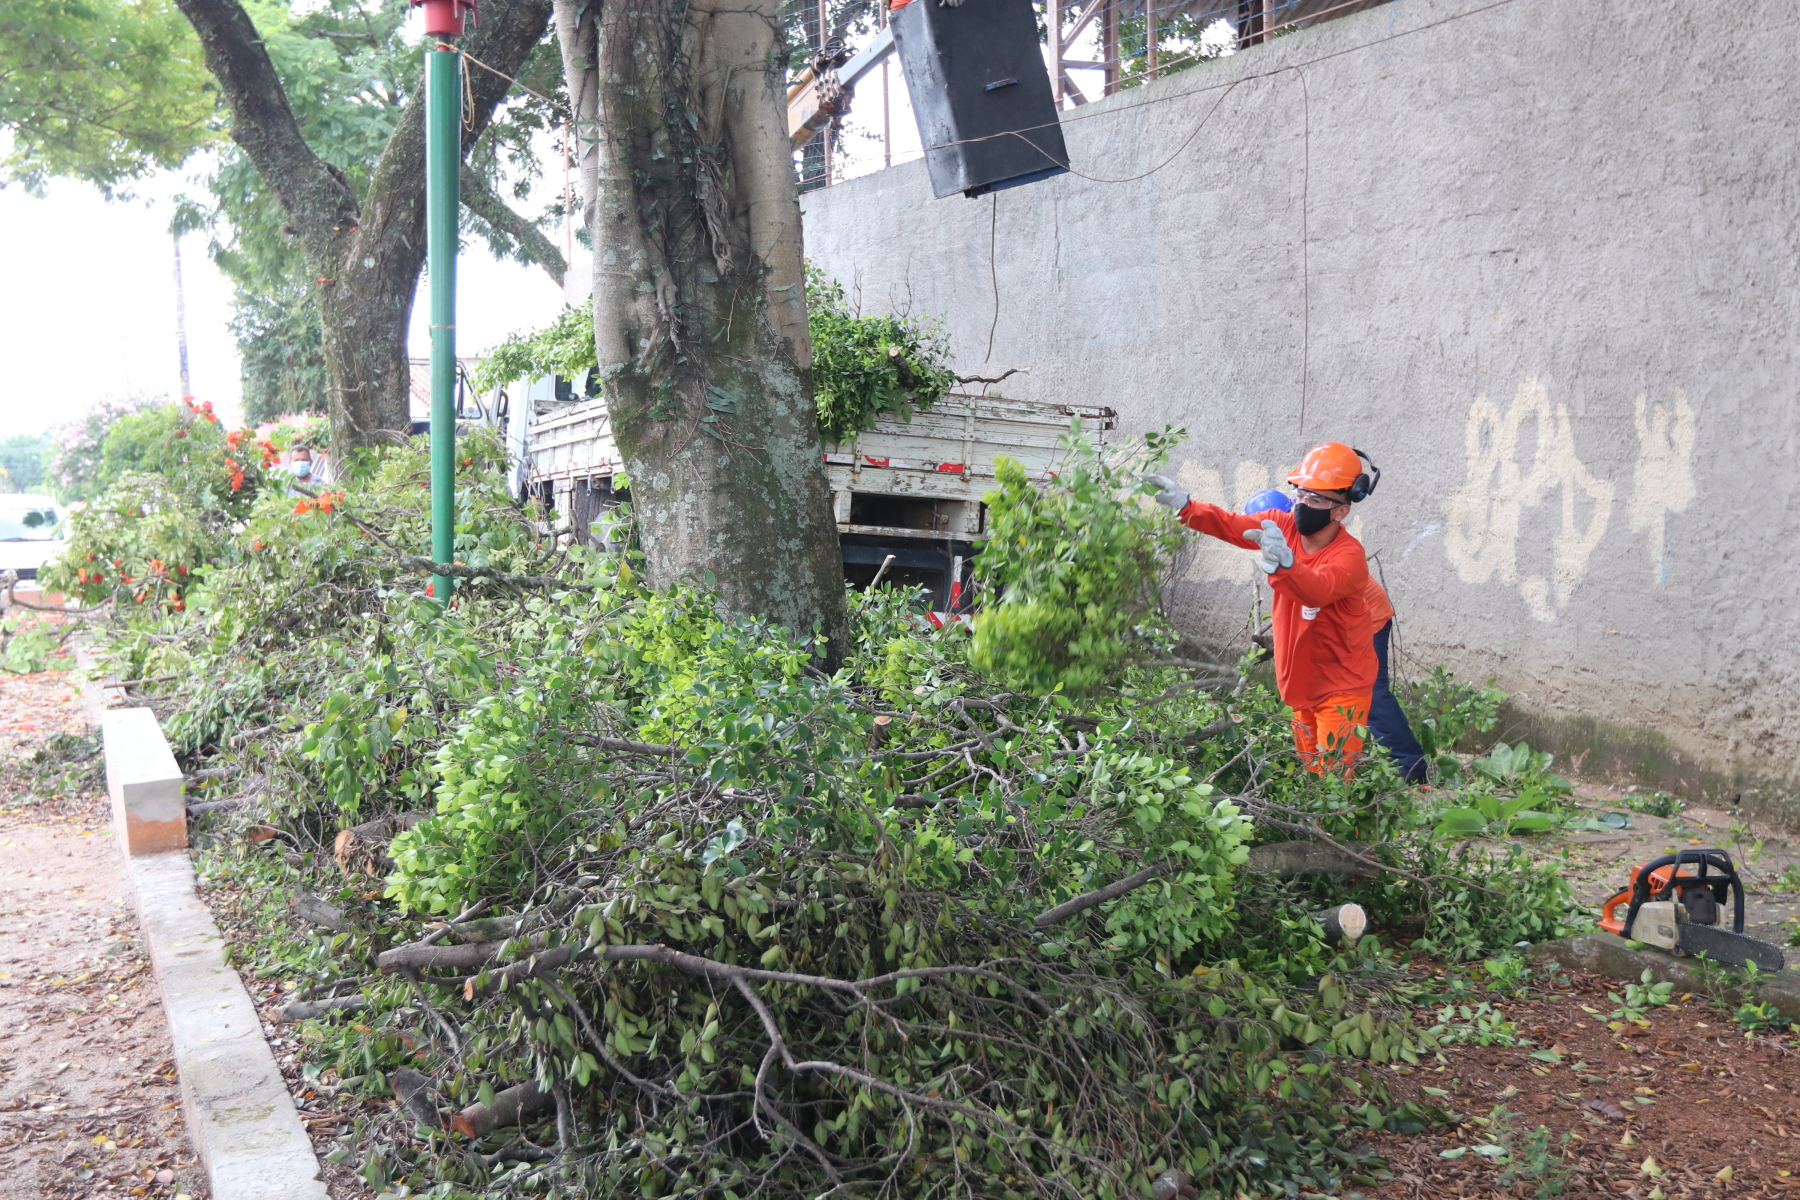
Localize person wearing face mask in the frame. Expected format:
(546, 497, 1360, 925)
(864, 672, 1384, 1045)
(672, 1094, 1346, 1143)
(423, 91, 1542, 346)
(1241, 487, 1427, 781)
(1145, 444, 1381, 777)
(288, 446, 315, 485)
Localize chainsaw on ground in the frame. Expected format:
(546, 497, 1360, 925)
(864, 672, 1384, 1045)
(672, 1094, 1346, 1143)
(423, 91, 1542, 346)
(1598, 848, 1786, 972)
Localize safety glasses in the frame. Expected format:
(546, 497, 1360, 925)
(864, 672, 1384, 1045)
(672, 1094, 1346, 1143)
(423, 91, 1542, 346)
(1292, 488, 1348, 509)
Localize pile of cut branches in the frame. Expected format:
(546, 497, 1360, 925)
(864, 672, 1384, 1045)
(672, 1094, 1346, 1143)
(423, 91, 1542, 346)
(73, 432, 1585, 1199)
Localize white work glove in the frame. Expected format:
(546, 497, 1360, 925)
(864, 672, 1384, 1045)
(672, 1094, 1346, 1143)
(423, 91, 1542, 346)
(1240, 519, 1294, 575)
(1142, 474, 1188, 511)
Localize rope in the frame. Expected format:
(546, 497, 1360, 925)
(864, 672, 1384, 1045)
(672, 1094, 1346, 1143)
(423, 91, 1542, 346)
(462, 45, 475, 130)
(1047, 78, 1239, 186)
(458, 48, 558, 106)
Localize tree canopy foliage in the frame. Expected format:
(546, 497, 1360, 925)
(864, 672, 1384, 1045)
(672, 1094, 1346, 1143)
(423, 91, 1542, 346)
(167, 0, 567, 431)
(47, 393, 167, 501)
(0, 0, 217, 195)
(0, 435, 51, 494)
(806, 266, 958, 446)
(474, 270, 958, 446)
(6, 0, 568, 439)
(469, 305, 597, 395)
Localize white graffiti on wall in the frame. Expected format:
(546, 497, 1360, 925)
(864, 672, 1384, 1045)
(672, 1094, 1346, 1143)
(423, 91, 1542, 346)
(1628, 390, 1697, 582)
(1444, 378, 1616, 622)
(1175, 380, 1695, 623)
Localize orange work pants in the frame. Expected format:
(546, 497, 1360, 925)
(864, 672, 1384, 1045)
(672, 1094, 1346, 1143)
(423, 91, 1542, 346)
(1291, 691, 1371, 777)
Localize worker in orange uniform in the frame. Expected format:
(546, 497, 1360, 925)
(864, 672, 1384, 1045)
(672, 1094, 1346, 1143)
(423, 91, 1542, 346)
(1146, 444, 1381, 776)
(1243, 489, 1427, 781)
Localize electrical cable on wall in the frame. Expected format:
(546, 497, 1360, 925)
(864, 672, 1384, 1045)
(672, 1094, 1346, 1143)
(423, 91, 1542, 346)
(985, 192, 1001, 363)
(1297, 66, 1310, 437)
(929, 0, 1522, 431)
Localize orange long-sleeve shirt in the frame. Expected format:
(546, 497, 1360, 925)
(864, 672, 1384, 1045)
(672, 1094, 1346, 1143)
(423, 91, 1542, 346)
(1365, 577, 1394, 628)
(1179, 501, 1379, 709)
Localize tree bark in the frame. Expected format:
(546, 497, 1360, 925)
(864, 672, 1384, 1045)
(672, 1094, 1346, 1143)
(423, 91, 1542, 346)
(278, 994, 367, 1021)
(173, 0, 555, 451)
(288, 892, 348, 932)
(554, 0, 849, 661)
(450, 1081, 552, 1138)
(390, 1067, 444, 1128)
(332, 810, 430, 875)
(1311, 903, 1367, 946)
(1243, 839, 1375, 878)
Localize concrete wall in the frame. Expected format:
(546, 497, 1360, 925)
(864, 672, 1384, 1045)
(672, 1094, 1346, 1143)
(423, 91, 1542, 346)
(800, 0, 1800, 811)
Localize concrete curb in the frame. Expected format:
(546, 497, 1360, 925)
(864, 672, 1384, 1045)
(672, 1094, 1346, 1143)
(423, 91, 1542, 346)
(1530, 931, 1800, 1019)
(128, 854, 330, 1199)
(102, 707, 188, 855)
(97, 699, 329, 1200)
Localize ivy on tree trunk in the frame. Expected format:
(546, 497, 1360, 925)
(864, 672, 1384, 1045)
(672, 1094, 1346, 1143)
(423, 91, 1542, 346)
(554, 0, 849, 660)
(172, 0, 554, 451)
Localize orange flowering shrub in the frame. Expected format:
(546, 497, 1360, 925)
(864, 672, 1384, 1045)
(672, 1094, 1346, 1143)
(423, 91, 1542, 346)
(40, 402, 281, 609)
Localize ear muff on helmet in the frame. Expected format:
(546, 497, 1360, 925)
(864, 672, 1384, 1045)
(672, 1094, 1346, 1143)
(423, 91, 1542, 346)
(1347, 449, 1380, 503)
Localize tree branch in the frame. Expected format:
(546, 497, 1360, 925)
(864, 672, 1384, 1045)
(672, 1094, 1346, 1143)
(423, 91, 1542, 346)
(460, 164, 566, 287)
(564, 733, 679, 757)
(397, 555, 595, 593)
(955, 368, 1024, 386)
(1033, 863, 1167, 928)
(170, 0, 359, 245)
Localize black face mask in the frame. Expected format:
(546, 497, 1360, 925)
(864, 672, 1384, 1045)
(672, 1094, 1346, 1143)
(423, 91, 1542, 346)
(1293, 503, 1333, 536)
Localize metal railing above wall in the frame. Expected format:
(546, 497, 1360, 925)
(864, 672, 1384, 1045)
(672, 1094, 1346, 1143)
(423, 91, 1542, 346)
(1057, 0, 1394, 101)
(790, 0, 1394, 191)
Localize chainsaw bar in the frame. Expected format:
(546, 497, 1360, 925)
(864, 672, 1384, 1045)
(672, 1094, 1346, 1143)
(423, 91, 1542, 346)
(1676, 923, 1786, 973)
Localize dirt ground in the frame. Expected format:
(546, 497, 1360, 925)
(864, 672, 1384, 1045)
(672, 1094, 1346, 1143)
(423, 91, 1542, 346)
(0, 667, 206, 1199)
(1365, 965, 1800, 1198)
(1355, 780, 1800, 1197)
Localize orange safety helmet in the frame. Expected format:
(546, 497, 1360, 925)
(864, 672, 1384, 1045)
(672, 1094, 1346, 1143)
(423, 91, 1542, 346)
(1288, 443, 1380, 502)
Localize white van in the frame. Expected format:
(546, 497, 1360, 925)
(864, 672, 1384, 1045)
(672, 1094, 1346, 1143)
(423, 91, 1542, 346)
(0, 494, 66, 581)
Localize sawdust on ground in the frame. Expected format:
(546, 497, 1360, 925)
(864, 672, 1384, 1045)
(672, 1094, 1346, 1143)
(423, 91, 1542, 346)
(0, 668, 207, 1199)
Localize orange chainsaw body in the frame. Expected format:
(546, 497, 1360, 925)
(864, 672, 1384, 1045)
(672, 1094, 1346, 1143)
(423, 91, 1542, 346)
(1599, 850, 1738, 937)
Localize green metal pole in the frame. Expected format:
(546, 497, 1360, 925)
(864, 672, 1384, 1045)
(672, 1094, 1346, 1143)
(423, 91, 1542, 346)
(426, 42, 459, 605)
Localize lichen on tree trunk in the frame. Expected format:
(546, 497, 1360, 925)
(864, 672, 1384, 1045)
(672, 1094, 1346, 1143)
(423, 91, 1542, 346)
(555, 0, 849, 660)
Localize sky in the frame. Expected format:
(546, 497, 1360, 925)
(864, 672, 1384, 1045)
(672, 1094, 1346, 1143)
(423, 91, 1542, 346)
(0, 177, 241, 438)
(0, 166, 565, 442)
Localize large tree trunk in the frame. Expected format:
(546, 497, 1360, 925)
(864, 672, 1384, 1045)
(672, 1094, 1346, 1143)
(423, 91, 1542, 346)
(554, 0, 849, 659)
(174, 0, 554, 451)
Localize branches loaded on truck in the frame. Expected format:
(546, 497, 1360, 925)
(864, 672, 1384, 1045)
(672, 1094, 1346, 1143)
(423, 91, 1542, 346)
(511, 380, 1114, 614)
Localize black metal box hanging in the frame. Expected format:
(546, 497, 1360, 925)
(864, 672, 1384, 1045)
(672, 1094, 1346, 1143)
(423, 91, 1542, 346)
(890, 0, 1070, 199)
